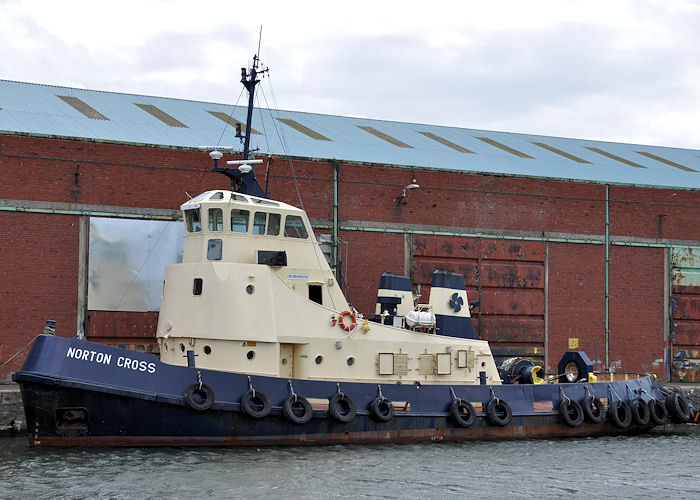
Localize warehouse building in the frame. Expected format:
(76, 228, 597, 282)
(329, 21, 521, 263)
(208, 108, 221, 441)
(1, 79, 698, 381)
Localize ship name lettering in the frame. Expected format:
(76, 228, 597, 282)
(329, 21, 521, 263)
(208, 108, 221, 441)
(117, 356, 156, 374)
(66, 347, 112, 365)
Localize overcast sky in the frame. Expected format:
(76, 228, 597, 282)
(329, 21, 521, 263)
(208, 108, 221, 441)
(1, 0, 699, 149)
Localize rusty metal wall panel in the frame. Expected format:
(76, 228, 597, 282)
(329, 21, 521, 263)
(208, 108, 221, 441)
(479, 316, 545, 343)
(478, 290, 545, 315)
(670, 247, 700, 382)
(413, 237, 545, 261)
(413, 235, 545, 365)
(672, 295, 700, 320)
(672, 248, 700, 287)
(671, 320, 700, 345)
(413, 260, 478, 286)
(480, 262, 543, 288)
(671, 350, 700, 382)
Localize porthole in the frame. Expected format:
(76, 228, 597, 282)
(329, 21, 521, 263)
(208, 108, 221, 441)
(179, 343, 185, 352)
(247, 350, 255, 360)
(347, 357, 355, 366)
(481, 361, 486, 367)
(281, 358, 288, 365)
(246, 284, 255, 295)
(204, 345, 211, 355)
(315, 355, 323, 365)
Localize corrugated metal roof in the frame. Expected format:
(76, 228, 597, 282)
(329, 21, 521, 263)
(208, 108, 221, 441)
(0, 79, 699, 190)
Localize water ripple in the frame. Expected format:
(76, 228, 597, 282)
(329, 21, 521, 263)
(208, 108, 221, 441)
(0, 427, 698, 499)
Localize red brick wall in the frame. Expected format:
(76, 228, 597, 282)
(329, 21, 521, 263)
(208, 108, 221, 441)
(0, 212, 79, 378)
(548, 243, 666, 378)
(547, 243, 606, 375)
(337, 164, 607, 235)
(609, 246, 666, 377)
(610, 186, 700, 241)
(340, 230, 405, 314)
(1, 133, 696, 380)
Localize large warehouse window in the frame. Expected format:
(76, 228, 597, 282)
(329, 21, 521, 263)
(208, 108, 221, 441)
(88, 218, 184, 312)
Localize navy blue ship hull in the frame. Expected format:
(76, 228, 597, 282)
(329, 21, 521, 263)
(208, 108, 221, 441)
(13, 336, 663, 447)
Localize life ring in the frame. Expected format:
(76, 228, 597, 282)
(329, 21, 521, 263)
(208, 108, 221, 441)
(185, 383, 215, 411)
(370, 397, 394, 422)
(559, 399, 584, 428)
(608, 400, 632, 428)
(450, 399, 476, 428)
(240, 389, 271, 419)
(338, 310, 357, 332)
(486, 398, 512, 427)
(648, 399, 668, 426)
(630, 397, 650, 426)
(282, 395, 313, 425)
(329, 393, 356, 423)
(665, 391, 692, 423)
(582, 395, 606, 424)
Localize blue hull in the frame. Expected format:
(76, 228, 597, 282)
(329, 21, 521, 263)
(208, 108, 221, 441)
(13, 336, 664, 446)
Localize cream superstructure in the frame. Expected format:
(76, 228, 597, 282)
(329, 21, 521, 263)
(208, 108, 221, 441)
(156, 190, 501, 385)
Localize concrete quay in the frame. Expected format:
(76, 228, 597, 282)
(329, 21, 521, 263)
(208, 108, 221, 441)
(0, 383, 24, 436)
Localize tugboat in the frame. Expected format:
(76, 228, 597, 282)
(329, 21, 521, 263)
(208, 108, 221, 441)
(12, 55, 693, 446)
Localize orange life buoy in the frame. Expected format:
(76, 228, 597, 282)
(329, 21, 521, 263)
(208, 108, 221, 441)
(338, 310, 356, 331)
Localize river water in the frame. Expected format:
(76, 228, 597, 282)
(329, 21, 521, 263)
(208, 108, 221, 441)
(1, 426, 698, 499)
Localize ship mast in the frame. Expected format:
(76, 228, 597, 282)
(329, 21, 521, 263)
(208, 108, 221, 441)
(241, 54, 266, 161)
(208, 53, 268, 198)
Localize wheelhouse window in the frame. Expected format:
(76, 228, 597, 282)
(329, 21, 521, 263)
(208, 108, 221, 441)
(252, 198, 279, 207)
(207, 239, 222, 260)
(252, 212, 282, 236)
(267, 213, 281, 236)
(208, 208, 223, 231)
(284, 215, 308, 239)
(185, 209, 201, 232)
(252, 212, 267, 235)
(231, 209, 250, 233)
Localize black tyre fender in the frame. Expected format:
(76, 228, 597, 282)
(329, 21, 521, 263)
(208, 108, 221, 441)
(486, 398, 512, 427)
(185, 383, 215, 411)
(608, 400, 632, 428)
(282, 395, 313, 425)
(559, 399, 584, 428)
(648, 399, 669, 426)
(328, 393, 356, 423)
(630, 397, 651, 426)
(370, 397, 394, 423)
(582, 395, 606, 424)
(240, 389, 271, 419)
(450, 399, 476, 428)
(665, 391, 692, 423)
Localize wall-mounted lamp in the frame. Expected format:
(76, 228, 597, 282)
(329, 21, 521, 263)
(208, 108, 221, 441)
(397, 179, 420, 204)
